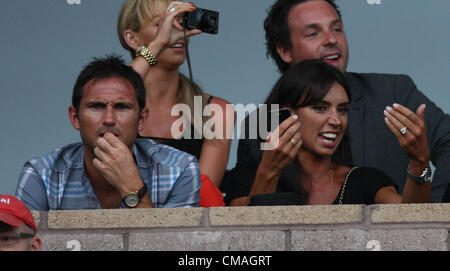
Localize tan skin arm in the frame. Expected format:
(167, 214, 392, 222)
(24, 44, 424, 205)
(375, 180, 430, 204)
(229, 196, 249, 206)
(199, 97, 236, 187)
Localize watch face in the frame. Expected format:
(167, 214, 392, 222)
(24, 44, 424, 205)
(124, 194, 139, 208)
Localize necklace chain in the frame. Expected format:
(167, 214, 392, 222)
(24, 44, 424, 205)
(338, 166, 359, 205)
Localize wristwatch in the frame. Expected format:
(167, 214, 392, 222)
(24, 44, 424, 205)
(122, 183, 148, 208)
(407, 165, 432, 184)
(136, 44, 158, 66)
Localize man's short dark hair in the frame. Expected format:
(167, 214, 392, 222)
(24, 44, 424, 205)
(264, 59, 351, 108)
(72, 55, 146, 114)
(264, 0, 342, 72)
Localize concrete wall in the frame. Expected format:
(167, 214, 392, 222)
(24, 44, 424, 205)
(32, 204, 450, 251)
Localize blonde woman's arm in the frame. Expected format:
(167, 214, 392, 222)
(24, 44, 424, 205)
(199, 96, 235, 187)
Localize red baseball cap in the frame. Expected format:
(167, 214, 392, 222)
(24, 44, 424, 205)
(0, 195, 37, 233)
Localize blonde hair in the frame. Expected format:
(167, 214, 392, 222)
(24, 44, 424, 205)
(117, 0, 211, 137)
(117, 0, 174, 58)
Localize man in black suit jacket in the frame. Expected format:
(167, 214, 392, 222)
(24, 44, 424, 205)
(222, 0, 450, 203)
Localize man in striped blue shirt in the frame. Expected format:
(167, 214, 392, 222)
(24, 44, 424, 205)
(15, 56, 201, 210)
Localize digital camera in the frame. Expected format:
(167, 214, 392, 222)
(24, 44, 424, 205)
(184, 8, 219, 34)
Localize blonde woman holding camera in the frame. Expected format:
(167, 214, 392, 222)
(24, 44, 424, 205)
(117, 0, 234, 205)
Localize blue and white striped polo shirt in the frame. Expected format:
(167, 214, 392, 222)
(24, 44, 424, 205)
(15, 138, 201, 210)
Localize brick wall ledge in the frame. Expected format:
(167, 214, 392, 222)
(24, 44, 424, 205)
(31, 203, 450, 251)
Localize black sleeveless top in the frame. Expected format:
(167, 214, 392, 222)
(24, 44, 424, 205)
(244, 167, 398, 206)
(138, 96, 214, 160)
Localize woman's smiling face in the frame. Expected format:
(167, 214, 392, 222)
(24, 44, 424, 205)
(294, 81, 350, 158)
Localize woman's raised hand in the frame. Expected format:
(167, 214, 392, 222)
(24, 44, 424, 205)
(153, 1, 202, 50)
(258, 114, 302, 180)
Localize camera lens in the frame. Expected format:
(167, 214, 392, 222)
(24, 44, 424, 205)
(206, 14, 217, 27)
(201, 13, 218, 31)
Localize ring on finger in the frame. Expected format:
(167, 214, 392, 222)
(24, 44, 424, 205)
(290, 138, 297, 146)
(400, 126, 407, 135)
(168, 7, 175, 13)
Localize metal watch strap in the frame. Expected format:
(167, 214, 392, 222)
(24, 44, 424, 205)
(407, 165, 431, 184)
(136, 45, 158, 66)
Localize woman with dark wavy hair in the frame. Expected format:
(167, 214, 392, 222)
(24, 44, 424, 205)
(225, 60, 430, 206)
